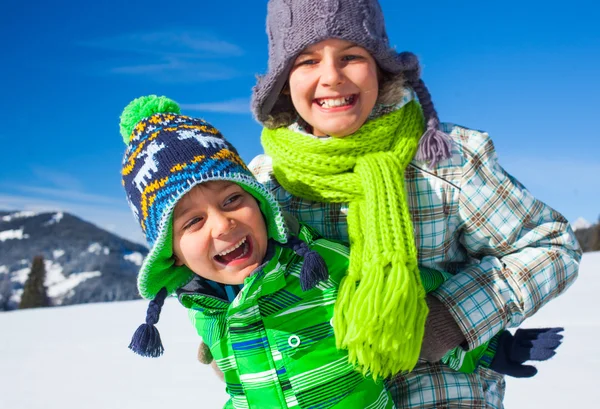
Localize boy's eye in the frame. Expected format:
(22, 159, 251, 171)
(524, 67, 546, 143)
(224, 194, 242, 207)
(184, 217, 203, 230)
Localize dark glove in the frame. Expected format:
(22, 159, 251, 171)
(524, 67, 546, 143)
(489, 327, 564, 378)
(420, 295, 466, 362)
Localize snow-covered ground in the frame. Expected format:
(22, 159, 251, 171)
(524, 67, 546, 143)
(1, 253, 598, 409)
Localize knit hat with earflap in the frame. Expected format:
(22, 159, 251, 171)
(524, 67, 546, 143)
(120, 95, 328, 357)
(251, 0, 451, 166)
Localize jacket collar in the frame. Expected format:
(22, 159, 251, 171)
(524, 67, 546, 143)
(177, 241, 293, 313)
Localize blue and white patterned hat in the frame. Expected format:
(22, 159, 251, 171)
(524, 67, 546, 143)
(120, 95, 288, 301)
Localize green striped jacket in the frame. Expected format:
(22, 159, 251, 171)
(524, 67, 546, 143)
(179, 225, 394, 409)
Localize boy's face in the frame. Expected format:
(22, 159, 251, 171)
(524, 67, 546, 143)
(172, 181, 268, 285)
(288, 38, 379, 138)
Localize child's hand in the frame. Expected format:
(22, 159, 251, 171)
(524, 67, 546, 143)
(198, 341, 225, 382)
(489, 327, 564, 378)
(197, 341, 213, 364)
(420, 295, 465, 362)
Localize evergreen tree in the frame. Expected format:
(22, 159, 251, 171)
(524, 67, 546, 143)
(19, 255, 50, 309)
(0, 273, 12, 311)
(591, 218, 600, 252)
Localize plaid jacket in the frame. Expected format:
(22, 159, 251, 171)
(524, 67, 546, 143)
(249, 124, 582, 408)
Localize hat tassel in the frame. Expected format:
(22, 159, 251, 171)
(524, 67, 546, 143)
(129, 287, 168, 357)
(284, 237, 329, 291)
(409, 78, 452, 167)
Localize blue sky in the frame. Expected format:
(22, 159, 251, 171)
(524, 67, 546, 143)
(1, 0, 599, 244)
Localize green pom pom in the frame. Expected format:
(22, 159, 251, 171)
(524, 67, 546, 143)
(119, 95, 181, 144)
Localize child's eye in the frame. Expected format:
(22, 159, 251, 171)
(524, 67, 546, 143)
(223, 194, 242, 207)
(296, 59, 317, 66)
(342, 55, 362, 62)
(184, 217, 203, 230)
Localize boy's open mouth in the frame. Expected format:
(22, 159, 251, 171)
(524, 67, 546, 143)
(214, 236, 252, 265)
(314, 95, 357, 109)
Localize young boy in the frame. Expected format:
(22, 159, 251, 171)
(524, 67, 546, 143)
(121, 95, 561, 409)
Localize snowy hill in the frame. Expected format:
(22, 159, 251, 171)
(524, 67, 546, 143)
(0, 210, 147, 310)
(1, 252, 598, 409)
(572, 217, 592, 231)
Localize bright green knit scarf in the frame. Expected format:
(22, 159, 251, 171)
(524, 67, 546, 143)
(262, 100, 428, 378)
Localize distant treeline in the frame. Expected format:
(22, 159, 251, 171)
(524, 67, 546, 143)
(575, 222, 600, 253)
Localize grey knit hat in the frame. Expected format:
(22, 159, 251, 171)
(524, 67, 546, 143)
(251, 0, 451, 166)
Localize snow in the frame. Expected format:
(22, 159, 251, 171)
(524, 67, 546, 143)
(0, 228, 30, 241)
(124, 251, 144, 266)
(0, 265, 7, 274)
(572, 217, 592, 231)
(0, 252, 598, 409)
(46, 271, 102, 300)
(10, 267, 31, 284)
(1, 211, 37, 222)
(9, 288, 22, 304)
(87, 242, 110, 255)
(43, 211, 64, 226)
(52, 249, 65, 259)
(7, 260, 102, 304)
(44, 259, 65, 287)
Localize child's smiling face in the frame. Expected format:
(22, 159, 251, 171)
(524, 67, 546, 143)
(172, 181, 268, 285)
(288, 38, 379, 138)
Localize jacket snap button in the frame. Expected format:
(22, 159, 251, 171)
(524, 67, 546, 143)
(288, 335, 301, 348)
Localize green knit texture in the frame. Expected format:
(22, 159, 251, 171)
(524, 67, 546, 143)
(119, 95, 181, 144)
(262, 100, 427, 378)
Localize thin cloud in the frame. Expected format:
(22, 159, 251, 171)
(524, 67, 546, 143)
(15, 186, 123, 206)
(80, 29, 244, 58)
(80, 29, 244, 83)
(110, 58, 239, 83)
(180, 98, 251, 114)
(31, 166, 85, 191)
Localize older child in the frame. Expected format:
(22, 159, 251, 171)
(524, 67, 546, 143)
(248, 0, 581, 406)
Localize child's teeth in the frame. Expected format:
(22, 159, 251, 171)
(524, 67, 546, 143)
(218, 238, 246, 256)
(320, 96, 352, 108)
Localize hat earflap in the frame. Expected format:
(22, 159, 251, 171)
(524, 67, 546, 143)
(129, 287, 168, 357)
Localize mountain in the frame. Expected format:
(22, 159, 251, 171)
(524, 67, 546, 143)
(0, 210, 148, 311)
(572, 217, 592, 231)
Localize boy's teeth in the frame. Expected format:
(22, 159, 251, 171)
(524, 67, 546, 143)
(218, 237, 246, 256)
(319, 96, 353, 108)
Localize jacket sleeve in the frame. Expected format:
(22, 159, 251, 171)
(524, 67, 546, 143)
(431, 131, 582, 350)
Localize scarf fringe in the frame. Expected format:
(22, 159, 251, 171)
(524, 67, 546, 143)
(263, 101, 428, 378)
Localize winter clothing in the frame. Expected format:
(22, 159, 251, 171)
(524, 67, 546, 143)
(249, 119, 582, 407)
(420, 295, 465, 362)
(119, 95, 288, 301)
(252, 0, 451, 166)
(120, 96, 330, 358)
(263, 100, 428, 377)
(181, 224, 394, 409)
(489, 328, 564, 378)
